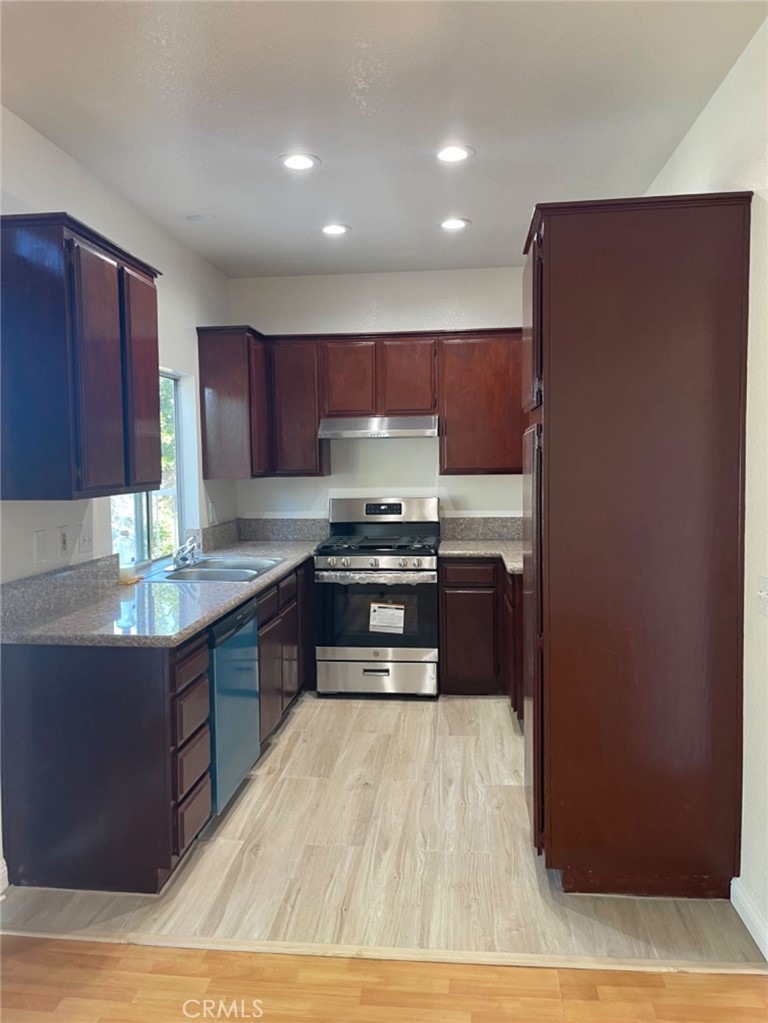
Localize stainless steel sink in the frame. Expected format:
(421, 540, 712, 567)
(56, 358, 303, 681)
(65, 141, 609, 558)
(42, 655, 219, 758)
(150, 556, 284, 583)
(197, 557, 284, 573)
(164, 567, 260, 582)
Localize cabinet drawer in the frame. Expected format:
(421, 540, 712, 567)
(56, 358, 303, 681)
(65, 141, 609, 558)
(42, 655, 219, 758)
(278, 572, 297, 609)
(174, 724, 211, 802)
(172, 638, 209, 694)
(174, 773, 211, 856)
(257, 586, 278, 624)
(174, 674, 210, 745)
(442, 561, 497, 587)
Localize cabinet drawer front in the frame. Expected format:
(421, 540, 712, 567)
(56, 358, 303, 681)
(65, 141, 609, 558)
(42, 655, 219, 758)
(174, 724, 211, 802)
(257, 586, 279, 624)
(175, 774, 211, 856)
(442, 561, 497, 587)
(174, 675, 210, 745)
(278, 573, 297, 609)
(172, 639, 209, 694)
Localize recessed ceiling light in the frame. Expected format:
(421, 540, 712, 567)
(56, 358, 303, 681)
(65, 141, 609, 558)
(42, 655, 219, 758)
(322, 224, 350, 236)
(281, 154, 320, 170)
(441, 218, 471, 231)
(181, 212, 217, 223)
(437, 145, 474, 163)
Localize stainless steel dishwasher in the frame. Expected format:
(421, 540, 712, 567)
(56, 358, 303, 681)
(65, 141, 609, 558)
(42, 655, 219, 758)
(209, 598, 260, 813)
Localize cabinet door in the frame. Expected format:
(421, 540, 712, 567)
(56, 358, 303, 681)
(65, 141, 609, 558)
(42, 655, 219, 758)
(281, 599, 299, 712)
(377, 336, 436, 415)
(438, 334, 524, 474)
(121, 268, 161, 488)
(440, 586, 500, 695)
(248, 338, 272, 476)
(501, 576, 516, 711)
(271, 341, 325, 475)
(298, 560, 316, 691)
(322, 340, 376, 415)
(522, 235, 543, 412)
(522, 423, 544, 850)
(198, 331, 251, 480)
(258, 613, 283, 743)
(72, 241, 126, 491)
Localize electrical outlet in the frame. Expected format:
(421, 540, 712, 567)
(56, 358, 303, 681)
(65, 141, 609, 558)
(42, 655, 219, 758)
(79, 526, 93, 554)
(58, 526, 69, 558)
(33, 530, 47, 564)
(758, 576, 768, 618)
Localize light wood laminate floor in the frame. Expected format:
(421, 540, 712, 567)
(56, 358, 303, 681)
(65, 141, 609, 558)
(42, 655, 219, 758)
(3, 936, 768, 1023)
(1, 696, 763, 965)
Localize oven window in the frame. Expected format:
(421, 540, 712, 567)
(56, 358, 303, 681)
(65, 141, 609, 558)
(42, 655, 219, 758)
(317, 581, 438, 650)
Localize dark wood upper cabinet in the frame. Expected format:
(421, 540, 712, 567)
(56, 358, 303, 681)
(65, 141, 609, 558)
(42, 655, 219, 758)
(521, 234, 543, 413)
(122, 267, 161, 488)
(72, 241, 126, 492)
(248, 337, 272, 477)
(438, 331, 523, 474)
(377, 335, 436, 415)
(322, 339, 376, 416)
(0, 212, 161, 500)
(523, 191, 752, 897)
(197, 328, 254, 480)
(271, 340, 327, 476)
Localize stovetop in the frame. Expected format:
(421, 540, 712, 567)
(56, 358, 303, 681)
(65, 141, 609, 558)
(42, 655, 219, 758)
(315, 534, 440, 556)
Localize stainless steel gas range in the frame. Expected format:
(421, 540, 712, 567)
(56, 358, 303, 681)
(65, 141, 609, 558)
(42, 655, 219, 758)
(314, 497, 440, 696)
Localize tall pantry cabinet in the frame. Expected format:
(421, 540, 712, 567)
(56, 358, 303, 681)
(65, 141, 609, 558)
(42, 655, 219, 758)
(522, 192, 752, 897)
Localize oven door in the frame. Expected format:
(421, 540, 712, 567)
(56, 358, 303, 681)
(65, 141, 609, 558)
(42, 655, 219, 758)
(315, 570, 438, 659)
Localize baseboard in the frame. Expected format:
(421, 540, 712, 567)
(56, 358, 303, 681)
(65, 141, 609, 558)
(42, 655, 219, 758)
(731, 878, 768, 960)
(0, 857, 8, 894)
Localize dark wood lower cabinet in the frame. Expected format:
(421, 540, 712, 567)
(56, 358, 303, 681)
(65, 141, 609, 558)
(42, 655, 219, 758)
(0, 636, 211, 894)
(0, 560, 314, 894)
(258, 612, 283, 743)
(439, 559, 521, 698)
(257, 568, 307, 743)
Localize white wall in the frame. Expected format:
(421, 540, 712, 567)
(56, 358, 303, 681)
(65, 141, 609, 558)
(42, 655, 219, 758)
(230, 266, 524, 517)
(0, 107, 234, 582)
(646, 22, 768, 957)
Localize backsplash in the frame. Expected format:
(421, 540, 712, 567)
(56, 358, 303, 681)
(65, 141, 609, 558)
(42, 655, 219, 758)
(0, 554, 119, 631)
(236, 517, 328, 542)
(440, 516, 523, 540)
(201, 515, 523, 545)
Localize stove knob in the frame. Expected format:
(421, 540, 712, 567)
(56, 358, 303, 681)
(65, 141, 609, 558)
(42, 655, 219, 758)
(412, 557, 423, 568)
(327, 556, 337, 567)
(369, 557, 380, 568)
(397, 557, 407, 568)
(341, 557, 351, 568)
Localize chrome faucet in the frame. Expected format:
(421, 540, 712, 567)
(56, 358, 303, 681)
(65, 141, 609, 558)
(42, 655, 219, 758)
(172, 537, 199, 569)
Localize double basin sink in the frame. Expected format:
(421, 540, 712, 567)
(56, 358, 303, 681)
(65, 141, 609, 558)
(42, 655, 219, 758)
(148, 556, 284, 584)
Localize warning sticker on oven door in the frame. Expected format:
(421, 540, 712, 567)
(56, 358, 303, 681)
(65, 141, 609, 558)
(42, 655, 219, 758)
(369, 602, 405, 634)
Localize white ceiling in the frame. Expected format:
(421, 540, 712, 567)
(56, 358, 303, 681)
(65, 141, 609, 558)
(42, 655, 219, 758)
(1, 2, 765, 276)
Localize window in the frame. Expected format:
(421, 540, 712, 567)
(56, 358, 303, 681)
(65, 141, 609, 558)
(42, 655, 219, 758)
(110, 374, 182, 567)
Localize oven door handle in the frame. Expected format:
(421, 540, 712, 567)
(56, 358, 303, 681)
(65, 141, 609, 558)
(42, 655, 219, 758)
(314, 571, 437, 586)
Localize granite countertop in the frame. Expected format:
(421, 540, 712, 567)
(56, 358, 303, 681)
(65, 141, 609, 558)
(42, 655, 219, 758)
(2, 542, 315, 649)
(439, 540, 523, 574)
(2, 538, 523, 649)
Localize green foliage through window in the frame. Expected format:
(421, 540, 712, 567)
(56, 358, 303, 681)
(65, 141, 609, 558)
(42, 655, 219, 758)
(110, 374, 182, 566)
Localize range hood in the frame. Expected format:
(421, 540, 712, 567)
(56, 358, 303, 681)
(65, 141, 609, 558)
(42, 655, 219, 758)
(318, 415, 438, 440)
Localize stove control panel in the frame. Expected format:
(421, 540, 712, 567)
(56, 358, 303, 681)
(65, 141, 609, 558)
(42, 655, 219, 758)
(365, 502, 402, 516)
(314, 554, 438, 572)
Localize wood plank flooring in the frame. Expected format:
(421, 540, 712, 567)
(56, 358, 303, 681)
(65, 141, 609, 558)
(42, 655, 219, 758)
(2, 936, 768, 1023)
(0, 696, 763, 965)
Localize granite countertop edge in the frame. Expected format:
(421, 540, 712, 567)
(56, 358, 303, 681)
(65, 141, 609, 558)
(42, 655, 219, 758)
(2, 540, 523, 648)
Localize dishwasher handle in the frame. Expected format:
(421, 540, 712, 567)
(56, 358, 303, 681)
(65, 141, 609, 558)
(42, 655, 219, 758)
(209, 598, 259, 647)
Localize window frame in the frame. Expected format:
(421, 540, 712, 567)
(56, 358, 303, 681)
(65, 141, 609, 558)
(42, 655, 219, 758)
(111, 371, 184, 570)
